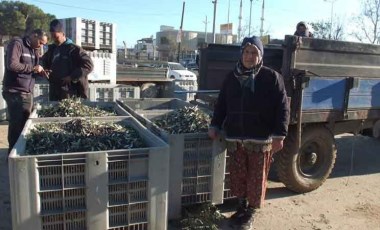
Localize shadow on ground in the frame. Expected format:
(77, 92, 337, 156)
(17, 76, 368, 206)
(331, 135, 380, 178)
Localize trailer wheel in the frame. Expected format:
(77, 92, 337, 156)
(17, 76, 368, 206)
(372, 120, 380, 139)
(276, 125, 337, 193)
(141, 83, 159, 98)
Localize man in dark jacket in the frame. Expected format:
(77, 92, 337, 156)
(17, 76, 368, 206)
(42, 19, 93, 101)
(2, 29, 48, 153)
(294, 21, 314, 37)
(208, 36, 290, 229)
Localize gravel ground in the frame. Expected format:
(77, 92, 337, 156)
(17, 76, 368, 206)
(1, 122, 380, 230)
(0, 122, 11, 230)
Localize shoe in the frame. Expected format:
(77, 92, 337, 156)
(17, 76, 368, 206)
(229, 206, 247, 223)
(237, 207, 255, 230)
(229, 198, 249, 225)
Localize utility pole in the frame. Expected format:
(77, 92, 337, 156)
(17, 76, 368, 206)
(227, 0, 231, 42)
(238, 0, 242, 42)
(177, 1, 185, 62)
(324, 0, 337, 39)
(260, 0, 265, 37)
(212, 0, 217, 43)
(249, 0, 253, 37)
(203, 15, 210, 43)
(122, 41, 127, 60)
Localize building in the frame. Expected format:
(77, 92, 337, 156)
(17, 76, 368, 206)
(156, 25, 237, 62)
(134, 37, 158, 60)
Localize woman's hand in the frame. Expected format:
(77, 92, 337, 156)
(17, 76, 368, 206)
(272, 138, 284, 153)
(208, 127, 219, 140)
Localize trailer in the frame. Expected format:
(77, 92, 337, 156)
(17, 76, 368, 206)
(198, 35, 380, 193)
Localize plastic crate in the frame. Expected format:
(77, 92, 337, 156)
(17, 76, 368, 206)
(0, 85, 7, 121)
(117, 98, 190, 111)
(172, 80, 198, 102)
(89, 84, 140, 102)
(33, 82, 50, 104)
(117, 99, 226, 219)
(9, 116, 169, 230)
(29, 101, 130, 118)
(116, 84, 140, 100)
(223, 150, 235, 200)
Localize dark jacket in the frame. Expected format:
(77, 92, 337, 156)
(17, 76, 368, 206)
(2, 37, 39, 93)
(42, 38, 93, 100)
(210, 66, 290, 140)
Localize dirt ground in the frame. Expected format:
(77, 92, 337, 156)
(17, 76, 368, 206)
(0, 122, 379, 230)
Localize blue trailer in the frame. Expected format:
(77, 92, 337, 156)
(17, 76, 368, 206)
(197, 35, 380, 193)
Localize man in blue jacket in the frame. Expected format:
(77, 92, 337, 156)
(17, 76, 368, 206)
(2, 29, 48, 153)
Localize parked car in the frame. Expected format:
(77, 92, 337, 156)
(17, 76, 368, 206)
(185, 62, 199, 71)
(167, 62, 197, 81)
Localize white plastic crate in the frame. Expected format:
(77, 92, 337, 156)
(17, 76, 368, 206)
(0, 84, 7, 121)
(33, 82, 50, 104)
(118, 98, 189, 111)
(118, 98, 226, 220)
(29, 101, 130, 118)
(89, 83, 140, 102)
(0, 47, 4, 83)
(223, 150, 235, 200)
(116, 84, 140, 100)
(173, 80, 198, 102)
(9, 116, 169, 230)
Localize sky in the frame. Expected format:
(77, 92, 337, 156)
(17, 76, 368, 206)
(18, 0, 362, 48)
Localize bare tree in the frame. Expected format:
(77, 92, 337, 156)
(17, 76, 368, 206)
(239, 19, 269, 42)
(310, 18, 344, 40)
(352, 0, 380, 44)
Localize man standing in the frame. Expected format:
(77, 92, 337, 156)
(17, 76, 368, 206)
(294, 21, 314, 37)
(42, 19, 93, 101)
(2, 29, 48, 153)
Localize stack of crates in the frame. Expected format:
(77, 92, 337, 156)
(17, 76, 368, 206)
(117, 98, 227, 219)
(9, 116, 169, 230)
(88, 83, 140, 102)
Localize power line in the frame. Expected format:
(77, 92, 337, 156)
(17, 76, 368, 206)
(31, 0, 127, 14)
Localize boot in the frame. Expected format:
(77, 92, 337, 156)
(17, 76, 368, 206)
(237, 206, 255, 230)
(229, 198, 248, 224)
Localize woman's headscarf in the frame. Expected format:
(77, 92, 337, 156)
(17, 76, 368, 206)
(233, 36, 264, 93)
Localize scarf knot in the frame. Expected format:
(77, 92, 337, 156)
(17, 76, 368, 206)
(233, 59, 262, 93)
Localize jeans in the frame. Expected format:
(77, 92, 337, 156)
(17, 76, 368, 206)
(2, 91, 33, 154)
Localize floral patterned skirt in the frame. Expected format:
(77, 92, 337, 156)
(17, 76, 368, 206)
(226, 139, 273, 208)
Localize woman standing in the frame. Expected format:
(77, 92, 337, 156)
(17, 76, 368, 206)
(208, 36, 290, 229)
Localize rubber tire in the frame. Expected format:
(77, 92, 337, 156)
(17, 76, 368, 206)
(140, 83, 159, 98)
(361, 128, 373, 137)
(276, 125, 337, 193)
(372, 120, 380, 139)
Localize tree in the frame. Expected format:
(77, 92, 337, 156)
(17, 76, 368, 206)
(310, 19, 344, 40)
(0, 1, 55, 44)
(352, 0, 380, 44)
(239, 19, 269, 42)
